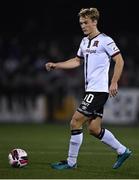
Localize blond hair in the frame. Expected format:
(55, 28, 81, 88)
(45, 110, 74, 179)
(78, 8, 100, 21)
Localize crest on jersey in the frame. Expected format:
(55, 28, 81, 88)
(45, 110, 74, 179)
(93, 40, 99, 47)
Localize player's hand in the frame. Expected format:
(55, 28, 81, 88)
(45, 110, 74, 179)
(109, 82, 118, 97)
(45, 62, 56, 71)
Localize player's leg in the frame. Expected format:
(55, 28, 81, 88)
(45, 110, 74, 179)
(88, 117, 132, 169)
(88, 117, 127, 153)
(51, 111, 89, 170)
(67, 111, 89, 167)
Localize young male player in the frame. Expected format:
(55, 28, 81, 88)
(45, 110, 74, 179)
(45, 7, 132, 170)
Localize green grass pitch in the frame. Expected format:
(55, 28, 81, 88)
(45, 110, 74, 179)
(0, 123, 138, 179)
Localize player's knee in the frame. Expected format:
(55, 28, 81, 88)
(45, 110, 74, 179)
(70, 115, 81, 129)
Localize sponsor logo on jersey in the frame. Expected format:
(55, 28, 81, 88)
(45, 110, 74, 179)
(86, 48, 96, 54)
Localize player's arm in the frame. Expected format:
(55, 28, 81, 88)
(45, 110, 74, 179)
(109, 53, 124, 97)
(45, 56, 81, 71)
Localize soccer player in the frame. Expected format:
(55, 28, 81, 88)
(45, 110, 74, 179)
(45, 7, 132, 170)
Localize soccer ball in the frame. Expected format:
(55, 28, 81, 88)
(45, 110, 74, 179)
(8, 148, 28, 168)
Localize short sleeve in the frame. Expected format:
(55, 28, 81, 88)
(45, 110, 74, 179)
(103, 37, 120, 57)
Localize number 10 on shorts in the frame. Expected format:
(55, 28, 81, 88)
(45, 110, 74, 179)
(84, 94, 94, 103)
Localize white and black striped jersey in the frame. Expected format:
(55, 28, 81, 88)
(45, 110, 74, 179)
(77, 33, 120, 92)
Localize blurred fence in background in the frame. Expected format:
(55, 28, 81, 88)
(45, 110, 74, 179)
(103, 89, 139, 124)
(0, 88, 139, 125)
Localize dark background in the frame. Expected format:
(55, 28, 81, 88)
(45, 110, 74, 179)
(0, 0, 138, 37)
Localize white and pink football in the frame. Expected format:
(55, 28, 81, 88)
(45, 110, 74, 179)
(8, 148, 28, 168)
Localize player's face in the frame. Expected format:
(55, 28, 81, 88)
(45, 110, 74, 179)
(79, 16, 97, 35)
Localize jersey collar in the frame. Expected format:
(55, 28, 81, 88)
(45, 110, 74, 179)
(88, 32, 101, 40)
